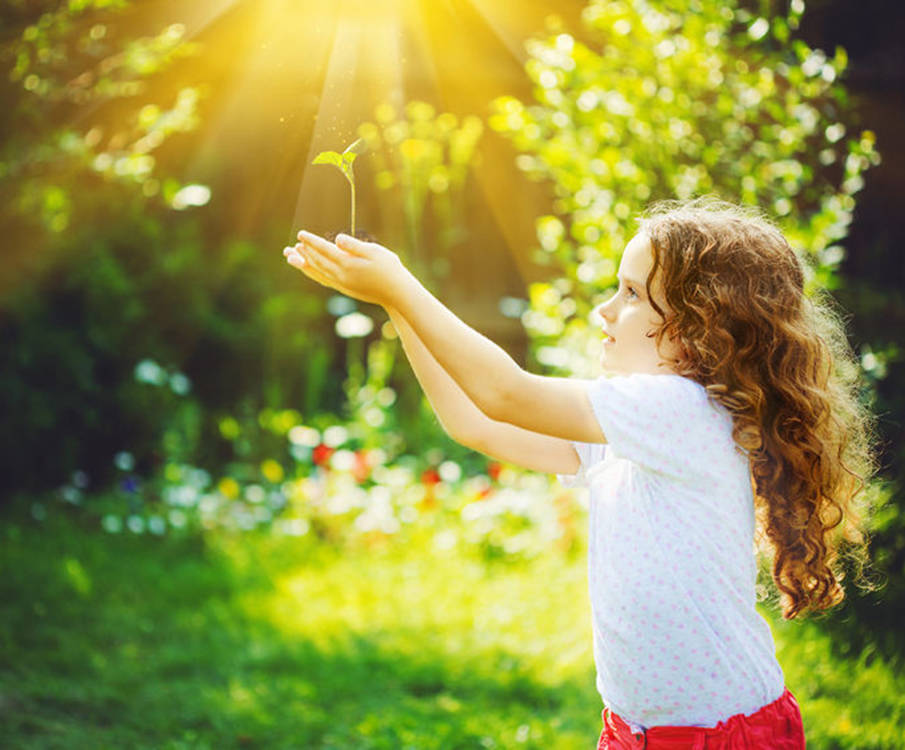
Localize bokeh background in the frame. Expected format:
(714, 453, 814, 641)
(2, 0, 903, 747)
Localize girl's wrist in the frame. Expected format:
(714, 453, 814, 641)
(385, 264, 417, 313)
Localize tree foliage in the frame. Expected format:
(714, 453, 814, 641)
(489, 0, 879, 377)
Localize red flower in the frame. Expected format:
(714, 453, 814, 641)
(353, 450, 370, 483)
(312, 443, 335, 467)
(487, 462, 502, 481)
(421, 468, 441, 486)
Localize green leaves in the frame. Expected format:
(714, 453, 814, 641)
(312, 137, 366, 184)
(489, 0, 880, 377)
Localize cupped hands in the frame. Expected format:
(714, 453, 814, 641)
(283, 231, 408, 307)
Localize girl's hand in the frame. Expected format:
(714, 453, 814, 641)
(283, 231, 406, 308)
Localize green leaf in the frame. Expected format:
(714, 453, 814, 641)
(312, 151, 344, 169)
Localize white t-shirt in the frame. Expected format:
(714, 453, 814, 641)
(556, 372, 785, 730)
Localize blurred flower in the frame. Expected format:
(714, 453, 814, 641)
(376, 387, 396, 407)
(71, 470, 90, 488)
(421, 468, 441, 486)
(438, 460, 462, 483)
(219, 416, 241, 440)
(169, 372, 191, 395)
(289, 444, 312, 462)
(148, 516, 166, 535)
(419, 469, 442, 511)
(126, 515, 145, 534)
(120, 475, 140, 493)
(199, 494, 219, 514)
(326, 294, 357, 316)
(260, 459, 284, 484)
(217, 477, 240, 500)
(60, 486, 83, 505)
(312, 443, 335, 467)
(289, 425, 320, 447)
(134, 359, 167, 385)
(353, 450, 371, 483)
(164, 485, 198, 507)
(487, 462, 503, 481)
(329, 449, 357, 472)
(363, 406, 385, 427)
(114, 451, 135, 471)
(277, 518, 310, 536)
(245, 484, 265, 504)
(336, 312, 374, 338)
(434, 529, 457, 551)
(170, 183, 211, 210)
(323, 425, 349, 447)
(188, 468, 211, 490)
(268, 491, 287, 511)
(102, 514, 122, 533)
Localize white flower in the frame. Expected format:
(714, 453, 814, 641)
(289, 425, 320, 447)
(148, 516, 166, 535)
(335, 312, 374, 339)
(169, 372, 191, 395)
(114, 451, 135, 471)
(102, 515, 122, 533)
(170, 184, 211, 210)
(323, 425, 349, 447)
(126, 515, 145, 534)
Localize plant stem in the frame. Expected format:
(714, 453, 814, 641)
(350, 179, 356, 237)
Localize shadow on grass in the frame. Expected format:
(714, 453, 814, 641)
(0, 502, 599, 750)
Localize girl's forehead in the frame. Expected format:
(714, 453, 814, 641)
(619, 234, 654, 279)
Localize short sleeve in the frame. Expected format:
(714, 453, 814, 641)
(556, 441, 606, 488)
(582, 372, 707, 480)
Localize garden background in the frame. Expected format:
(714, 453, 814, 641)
(2, 0, 904, 747)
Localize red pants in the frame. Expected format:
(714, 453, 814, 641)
(596, 687, 806, 749)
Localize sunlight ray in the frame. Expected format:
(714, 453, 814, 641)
(293, 13, 408, 234)
(153, 0, 243, 43)
(464, 0, 530, 65)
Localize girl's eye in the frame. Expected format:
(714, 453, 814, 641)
(625, 286, 638, 299)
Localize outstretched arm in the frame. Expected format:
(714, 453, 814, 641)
(286, 231, 606, 443)
(386, 305, 497, 443)
(384, 307, 585, 475)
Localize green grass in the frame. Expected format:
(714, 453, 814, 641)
(1, 501, 903, 749)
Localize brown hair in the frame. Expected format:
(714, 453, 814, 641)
(637, 197, 882, 620)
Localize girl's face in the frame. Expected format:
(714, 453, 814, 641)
(594, 233, 683, 376)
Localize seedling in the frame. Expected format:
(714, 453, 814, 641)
(312, 137, 367, 237)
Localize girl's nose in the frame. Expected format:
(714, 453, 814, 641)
(593, 301, 612, 323)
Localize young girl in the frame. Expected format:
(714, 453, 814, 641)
(283, 197, 878, 748)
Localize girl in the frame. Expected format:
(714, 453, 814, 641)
(282, 197, 879, 748)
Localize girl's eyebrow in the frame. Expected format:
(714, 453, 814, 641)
(618, 274, 644, 288)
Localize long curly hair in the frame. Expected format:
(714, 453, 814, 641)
(636, 197, 882, 620)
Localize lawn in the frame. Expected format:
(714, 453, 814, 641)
(1, 499, 903, 749)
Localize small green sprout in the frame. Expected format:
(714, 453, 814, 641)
(312, 137, 367, 237)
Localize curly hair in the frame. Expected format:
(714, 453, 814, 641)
(636, 197, 882, 620)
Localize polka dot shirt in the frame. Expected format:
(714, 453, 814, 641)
(557, 372, 785, 730)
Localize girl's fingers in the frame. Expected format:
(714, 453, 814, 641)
(285, 247, 337, 290)
(297, 229, 371, 260)
(296, 230, 346, 262)
(294, 240, 345, 280)
(334, 233, 372, 257)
